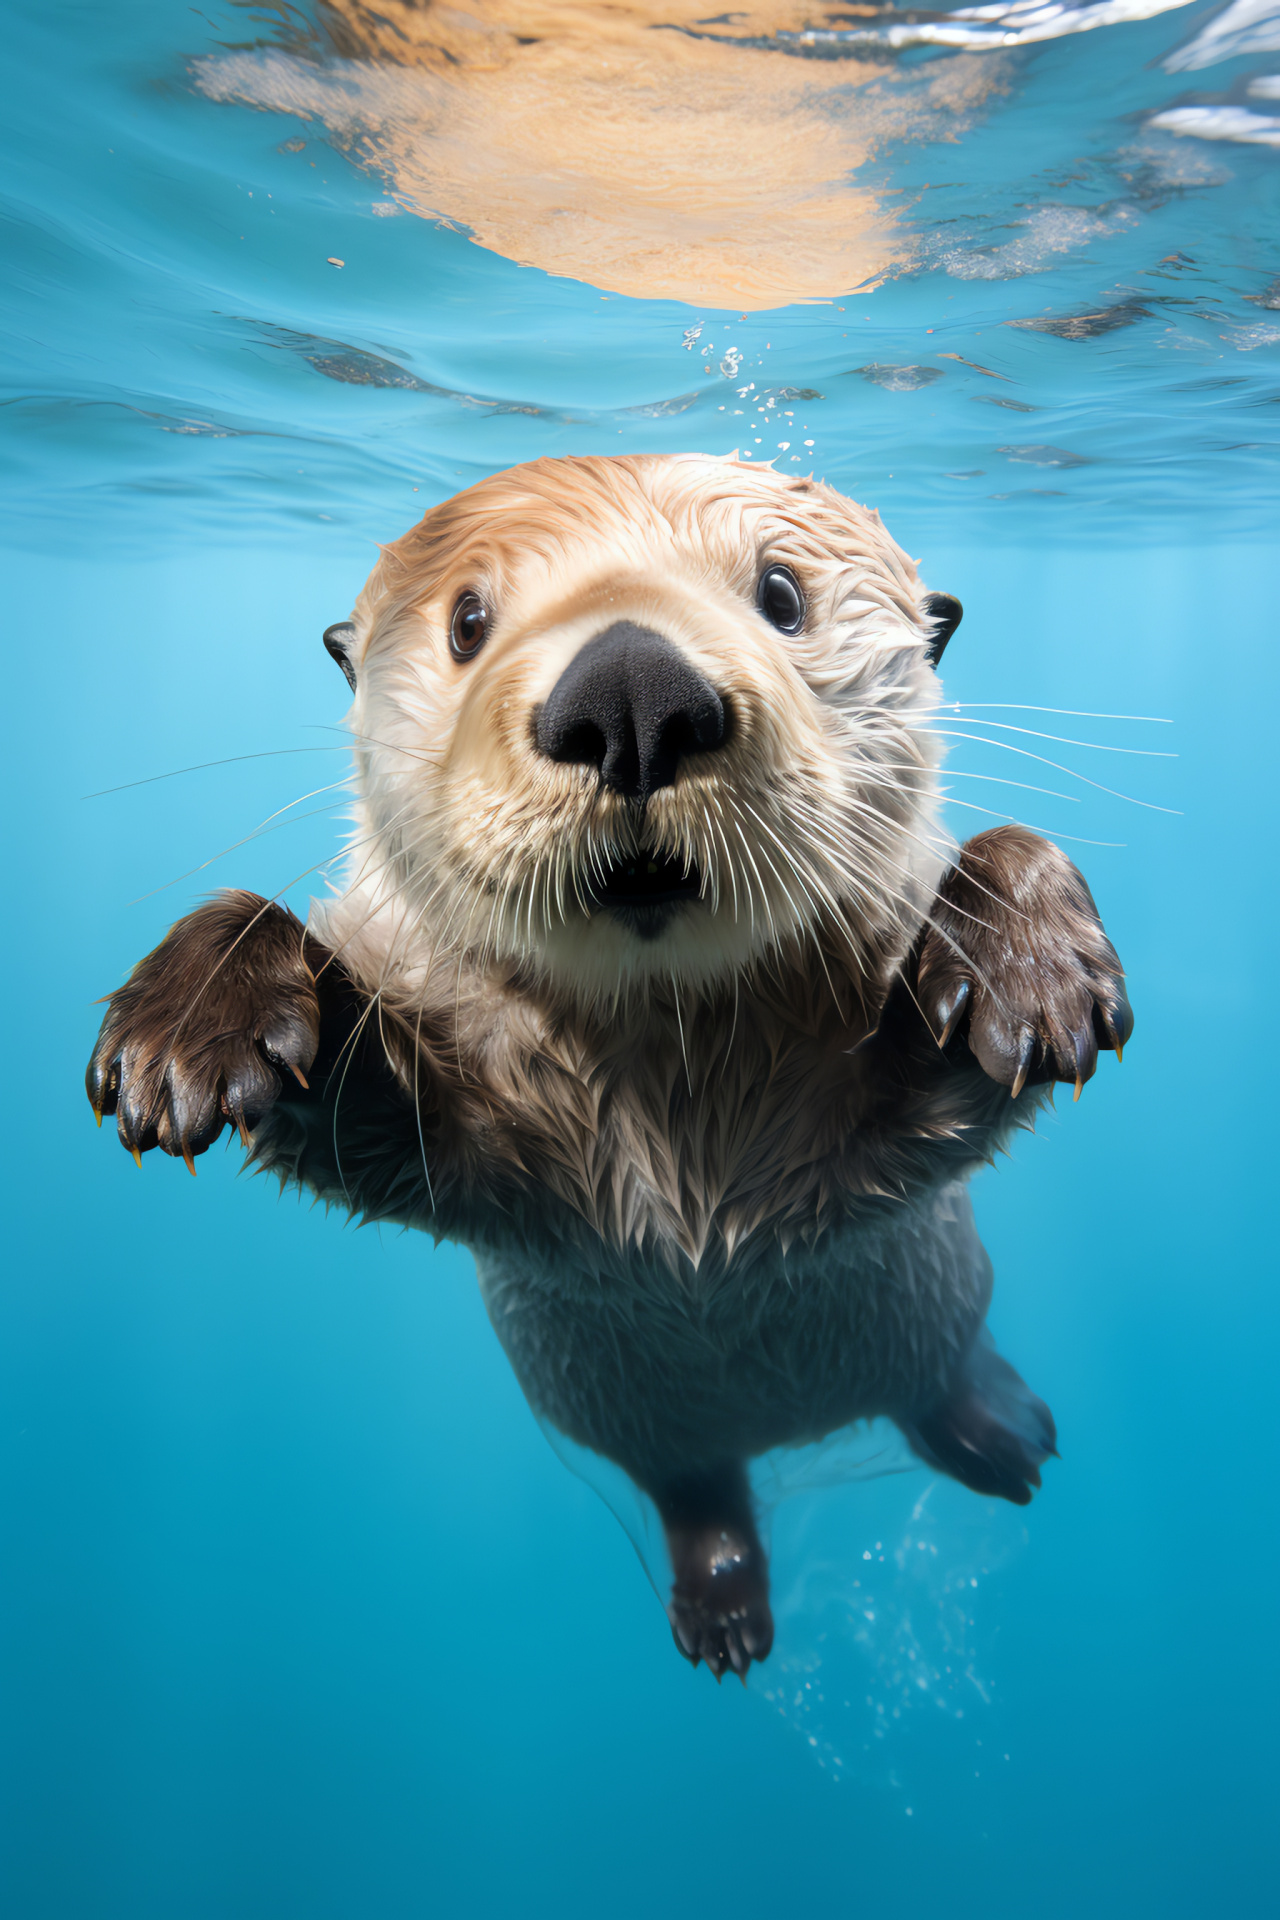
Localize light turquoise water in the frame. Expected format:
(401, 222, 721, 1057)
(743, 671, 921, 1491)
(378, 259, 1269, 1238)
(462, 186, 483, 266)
(2, 4, 1278, 1916)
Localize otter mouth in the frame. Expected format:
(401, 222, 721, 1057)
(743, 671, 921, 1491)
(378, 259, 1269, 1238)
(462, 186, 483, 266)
(590, 847, 702, 940)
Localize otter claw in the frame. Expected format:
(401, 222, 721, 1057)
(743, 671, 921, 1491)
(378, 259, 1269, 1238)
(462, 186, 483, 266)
(936, 979, 970, 1048)
(1010, 1030, 1037, 1099)
(87, 1055, 120, 1120)
(1093, 996, 1132, 1064)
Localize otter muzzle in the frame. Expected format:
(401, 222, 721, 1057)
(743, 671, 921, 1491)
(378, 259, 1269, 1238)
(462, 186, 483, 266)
(536, 621, 727, 803)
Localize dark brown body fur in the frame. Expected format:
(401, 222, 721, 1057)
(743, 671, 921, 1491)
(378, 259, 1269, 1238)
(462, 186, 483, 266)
(88, 826, 1130, 1676)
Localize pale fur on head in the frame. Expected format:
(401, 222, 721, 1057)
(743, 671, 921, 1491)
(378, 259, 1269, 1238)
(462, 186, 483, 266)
(312, 453, 950, 1022)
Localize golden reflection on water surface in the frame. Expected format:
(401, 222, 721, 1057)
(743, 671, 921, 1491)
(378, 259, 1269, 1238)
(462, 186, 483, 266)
(204, 3, 1008, 307)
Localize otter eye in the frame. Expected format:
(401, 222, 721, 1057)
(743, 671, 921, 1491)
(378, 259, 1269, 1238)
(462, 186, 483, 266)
(450, 592, 489, 661)
(757, 565, 805, 635)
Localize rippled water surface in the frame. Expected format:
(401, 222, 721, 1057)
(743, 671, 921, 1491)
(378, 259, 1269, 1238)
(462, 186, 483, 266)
(6, 0, 1280, 540)
(2, 4, 1278, 1917)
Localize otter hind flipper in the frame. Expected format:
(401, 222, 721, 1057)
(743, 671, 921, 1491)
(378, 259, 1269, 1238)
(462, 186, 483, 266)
(655, 1463, 774, 1681)
(900, 1331, 1057, 1507)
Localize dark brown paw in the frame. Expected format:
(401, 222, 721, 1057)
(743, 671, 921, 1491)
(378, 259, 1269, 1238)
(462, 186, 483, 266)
(918, 825, 1133, 1099)
(666, 1517, 774, 1680)
(87, 892, 321, 1169)
(900, 1330, 1057, 1507)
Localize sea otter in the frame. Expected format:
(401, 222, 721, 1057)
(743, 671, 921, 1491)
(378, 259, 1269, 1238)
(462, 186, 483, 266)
(87, 455, 1132, 1678)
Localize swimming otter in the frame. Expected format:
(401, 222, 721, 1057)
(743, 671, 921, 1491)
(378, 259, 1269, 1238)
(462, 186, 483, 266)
(87, 455, 1132, 1678)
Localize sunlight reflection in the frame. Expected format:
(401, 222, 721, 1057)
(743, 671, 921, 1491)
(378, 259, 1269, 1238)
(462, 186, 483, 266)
(196, 2, 1011, 307)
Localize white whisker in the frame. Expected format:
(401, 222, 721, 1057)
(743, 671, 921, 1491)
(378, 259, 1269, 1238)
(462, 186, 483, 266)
(941, 718, 1174, 757)
(83, 745, 347, 801)
(932, 730, 1180, 814)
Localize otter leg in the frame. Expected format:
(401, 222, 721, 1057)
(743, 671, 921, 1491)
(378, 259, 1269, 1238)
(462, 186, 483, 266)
(898, 1329, 1057, 1507)
(653, 1461, 774, 1680)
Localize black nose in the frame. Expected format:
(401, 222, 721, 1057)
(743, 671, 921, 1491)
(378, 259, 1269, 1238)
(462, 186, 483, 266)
(536, 622, 727, 802)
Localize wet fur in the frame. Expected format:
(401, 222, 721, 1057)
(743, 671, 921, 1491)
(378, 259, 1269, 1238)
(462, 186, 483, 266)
(88, 456, 1132, 1678)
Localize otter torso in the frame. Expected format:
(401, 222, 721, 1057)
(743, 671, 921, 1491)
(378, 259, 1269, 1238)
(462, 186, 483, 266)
(257, 946, 1005, 1475)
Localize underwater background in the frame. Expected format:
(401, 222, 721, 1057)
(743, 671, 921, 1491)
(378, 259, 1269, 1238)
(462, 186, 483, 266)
(2, 1, 1278, 1914)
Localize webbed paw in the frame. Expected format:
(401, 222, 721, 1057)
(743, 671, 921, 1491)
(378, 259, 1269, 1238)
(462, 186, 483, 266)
(655, 1464, 774, 1680)
(900, 1330, 1057, 1507)
(667, 1517, 774, 1680)
(87, 892, 320, 1169)
(918, 825, 1133, 1099)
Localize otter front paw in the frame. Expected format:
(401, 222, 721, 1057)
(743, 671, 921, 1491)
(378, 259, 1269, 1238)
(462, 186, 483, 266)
(917, 825, 1133, 1099)
(87, 892, 320, 1169)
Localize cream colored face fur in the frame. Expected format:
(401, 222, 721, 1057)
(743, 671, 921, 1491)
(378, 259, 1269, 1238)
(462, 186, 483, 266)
(318, 454, 948, 1010)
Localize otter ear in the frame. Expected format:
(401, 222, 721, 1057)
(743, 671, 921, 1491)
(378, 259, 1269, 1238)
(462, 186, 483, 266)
(920, 593, 962, 668)
(323, 622, 358, 693)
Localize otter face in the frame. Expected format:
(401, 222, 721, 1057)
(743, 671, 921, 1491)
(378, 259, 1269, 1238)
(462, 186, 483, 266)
(328, 454, 950, 1005)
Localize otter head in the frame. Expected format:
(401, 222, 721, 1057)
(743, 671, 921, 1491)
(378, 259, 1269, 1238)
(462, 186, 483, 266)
(323, 454, 957, 1007)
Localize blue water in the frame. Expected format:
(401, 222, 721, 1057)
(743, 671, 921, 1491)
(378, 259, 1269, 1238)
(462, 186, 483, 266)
(2, 2, 1278, 1915)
